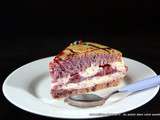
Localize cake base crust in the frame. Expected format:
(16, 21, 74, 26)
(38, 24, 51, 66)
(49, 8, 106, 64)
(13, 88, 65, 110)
(51, 78, 123, 98)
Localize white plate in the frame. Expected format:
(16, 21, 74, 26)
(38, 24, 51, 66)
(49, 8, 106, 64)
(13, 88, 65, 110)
(2, 57, 159, 119)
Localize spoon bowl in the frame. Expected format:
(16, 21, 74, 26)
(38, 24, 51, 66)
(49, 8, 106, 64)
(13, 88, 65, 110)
(65, 75, 160, 108)
(65, 94, 106, 108)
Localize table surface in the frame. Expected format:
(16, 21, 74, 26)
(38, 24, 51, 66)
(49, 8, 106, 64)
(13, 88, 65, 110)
(0, 34, 160, 120)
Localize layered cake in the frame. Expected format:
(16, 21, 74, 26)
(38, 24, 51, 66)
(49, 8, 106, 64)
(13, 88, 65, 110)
(49, 41, 128, 98)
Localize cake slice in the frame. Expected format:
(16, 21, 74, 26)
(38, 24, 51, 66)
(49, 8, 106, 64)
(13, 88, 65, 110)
(49, 41, 128, 98)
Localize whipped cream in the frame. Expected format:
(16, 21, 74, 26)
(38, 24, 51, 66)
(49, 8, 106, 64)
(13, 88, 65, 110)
(78, 59, 125, 77)
(111, 58, 126, 71)
(60, 72, 126, 89)
(79, 64, 102, 77)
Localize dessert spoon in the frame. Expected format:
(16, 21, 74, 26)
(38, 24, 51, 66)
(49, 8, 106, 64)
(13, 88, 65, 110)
(65, 75, 160, 108)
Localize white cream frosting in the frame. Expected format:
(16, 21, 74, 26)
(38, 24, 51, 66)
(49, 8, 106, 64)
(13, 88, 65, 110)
(78, 59, 125, 78)
(62, 72, 125, 89)
(79, 64, 102, 77)
(52, 72, 126, 89)
(111, 58, 126, 71)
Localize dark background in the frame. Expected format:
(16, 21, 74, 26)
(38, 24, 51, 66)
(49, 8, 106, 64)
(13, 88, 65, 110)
(1, 0, 160, 120)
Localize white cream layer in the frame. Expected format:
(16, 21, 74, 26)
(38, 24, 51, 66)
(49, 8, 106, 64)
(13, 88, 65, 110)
(52, 72, 126, 90)
(79, 58, 126, 78)
(79, 64, 102, 77)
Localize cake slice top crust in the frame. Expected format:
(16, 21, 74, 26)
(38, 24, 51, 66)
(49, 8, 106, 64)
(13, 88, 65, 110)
(49, 41, 125, 81)
(55, 41, 122, 61)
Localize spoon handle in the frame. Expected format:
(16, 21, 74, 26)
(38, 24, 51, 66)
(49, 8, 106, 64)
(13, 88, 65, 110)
(119, 75, 160, 92)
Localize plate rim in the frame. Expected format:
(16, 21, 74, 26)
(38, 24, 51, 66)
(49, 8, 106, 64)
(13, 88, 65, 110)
(2, 57, 160, 119)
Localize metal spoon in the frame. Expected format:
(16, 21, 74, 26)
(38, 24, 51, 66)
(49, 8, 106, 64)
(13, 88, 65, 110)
(65, 75, 160, 108)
